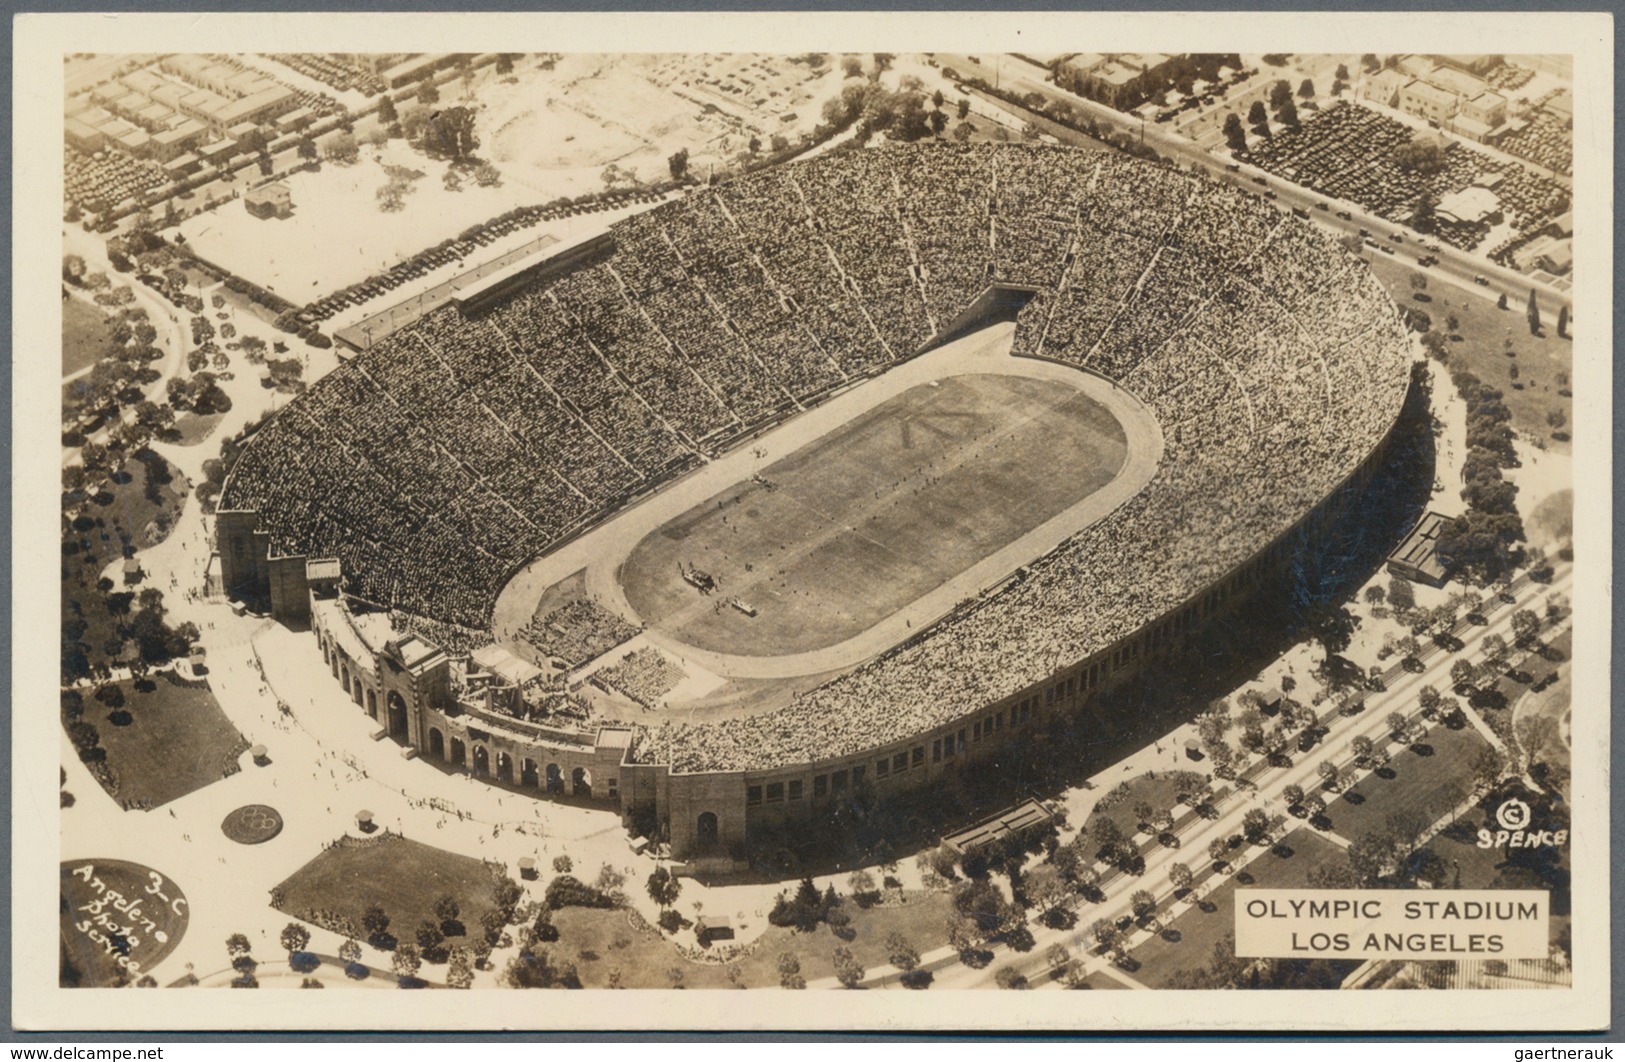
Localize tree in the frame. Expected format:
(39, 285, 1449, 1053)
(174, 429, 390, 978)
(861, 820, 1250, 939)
(391, 942, 422, 983)
(668, 148, 690, 181)
(832, 945, 865, 988)
(646, 865, 682, 908)
(280, 922, 310, 955)
(1208, 837, 1229, 864)
(886, 932, 920, 973)
(419, 80, 440, 106)
(995, 966, 1030, 990)
(1269, 78, 1292, 109)
(1527, 287, 1542, 335)
(776, 952, 805, 989)
(474, 161, 503, 187)
(1318, 760, 1340, 789)
(1471, 745, 1505, 794)
(1450, 658, 1478, 691)
(1169, 862, 1194, 891)
(957, 97, 970, 120)
(338, 939, 362, 969)
(1130, 889, 1158, 922)
(1242, 808, 1271, 843)
(846, 869, 878, 905)
(362, 905, 393, 949)
(495, 53, 514, 76)
(1247, 100, 1268, 126)
(446, 946, 474, 989)
(226, 933, 252, 958)
(325, 132, 359, 165)
(1299, 77, 1315, 99)
(1556, 304, 1569, 338)
(63, 254, 87, 284)
(748, 135, 761, 154)
(1222, 111, 1247, 151)
(1511, 608, 1541, 646)
(416, 920, 446, 960)
(1278, 98, 1299, 129)
(423, 106, 480, 161)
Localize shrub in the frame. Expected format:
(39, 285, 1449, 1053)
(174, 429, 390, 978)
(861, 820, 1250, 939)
(543, 874, 617, 910)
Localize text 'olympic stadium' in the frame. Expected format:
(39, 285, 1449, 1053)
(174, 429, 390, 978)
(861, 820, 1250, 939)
(217, 142, 1414, 863)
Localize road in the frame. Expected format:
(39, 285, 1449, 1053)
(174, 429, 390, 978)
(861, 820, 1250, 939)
(830, 560, 1572, 990)
(61, 226, 192, 469)
(934, 55, 1570, 311)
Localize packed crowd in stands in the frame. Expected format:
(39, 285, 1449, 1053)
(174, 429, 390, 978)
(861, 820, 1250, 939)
(222, 142, 1412, 771)
(1493, 107, 1572, 177)
(1241, 101, 1570, 253)
(596, 647, 686, 710)
(517, 601, 641, 670)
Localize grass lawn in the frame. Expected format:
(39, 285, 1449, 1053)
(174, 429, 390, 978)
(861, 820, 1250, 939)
(272, 833, 501, 946)
(622, 373, 1128, 657)
(170, 411, 226, 447)
(555, 890, 955, 988)
(84, 672, 247, 808)
(1326, 721, 1490, 843)
(1081, 770, 1204, 843)
(63, 297, 118, 377)
(1127, 828, 1346, 989)
(1366, 255, 1572, 453)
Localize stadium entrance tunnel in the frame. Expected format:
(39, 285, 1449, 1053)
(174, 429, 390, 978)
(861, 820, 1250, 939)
(924, 284, 1040, 351)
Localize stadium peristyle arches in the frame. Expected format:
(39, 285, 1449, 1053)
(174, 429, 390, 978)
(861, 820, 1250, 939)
(219, 142, 1415, 865)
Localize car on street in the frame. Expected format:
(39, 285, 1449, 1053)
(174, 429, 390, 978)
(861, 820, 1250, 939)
(1336, 210, 1353, 220)
(1474, 274, 1491, 285)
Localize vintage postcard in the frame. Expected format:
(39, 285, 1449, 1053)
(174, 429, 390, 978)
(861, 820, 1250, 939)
(13, 10, 1612, 1032)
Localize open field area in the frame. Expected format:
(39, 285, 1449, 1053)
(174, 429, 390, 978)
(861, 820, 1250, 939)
(1127, 828, 1348, 988)
(62, 297, 117, 378)
(78, 673, 246, 808)
(554, 890, 953, 988)
(178, 144, 533, 301)
(271, 833, 502, 945)
(1325, 721, 1492, 843)
(620, 374, 1128, 658)
(1365, 255, 1572, 451)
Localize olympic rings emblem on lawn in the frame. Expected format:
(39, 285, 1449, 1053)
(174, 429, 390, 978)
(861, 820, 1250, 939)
(221, 804, 284, 845)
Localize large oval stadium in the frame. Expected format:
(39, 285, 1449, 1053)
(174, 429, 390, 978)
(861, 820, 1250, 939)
(218, 142, 1414, 861)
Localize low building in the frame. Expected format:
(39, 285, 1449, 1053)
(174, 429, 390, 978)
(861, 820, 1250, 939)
(1431, 54, 1503, 77)
(1460, 89, 1507, 127)
(65, 116, 108, 153)
(942, 799, 1058, 856)
(1513, 234, 1572, 275)
(1436, 184, 1501, 225)
(150, 119, 207, 163)
(245, 181, 293, 219)
(1359, 68, 1412, 108)
(1399, 78, 1460, 123)
(1054, 51, 1176, 110)
(1386, 511, 1454, 588)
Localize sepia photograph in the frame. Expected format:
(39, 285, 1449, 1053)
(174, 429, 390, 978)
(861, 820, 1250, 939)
(14, 9, 1612, 1033)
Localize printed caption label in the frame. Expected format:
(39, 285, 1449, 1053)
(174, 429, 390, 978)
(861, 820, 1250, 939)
(1235, 889, 1549, 960)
